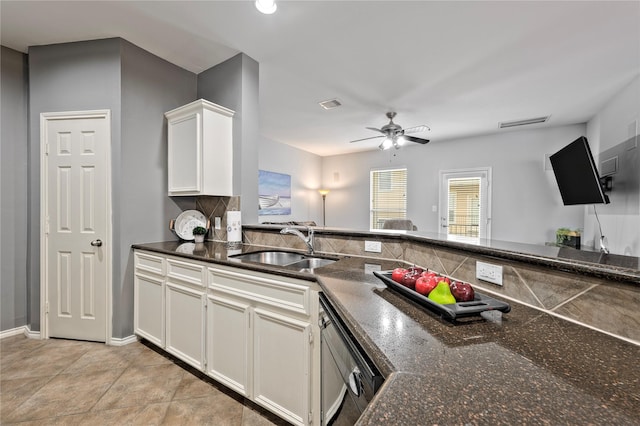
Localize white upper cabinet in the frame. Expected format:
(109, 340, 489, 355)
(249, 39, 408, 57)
(165, 99, 235, 196)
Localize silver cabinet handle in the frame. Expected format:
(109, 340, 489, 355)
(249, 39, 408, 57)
(91, 239, 103, 247)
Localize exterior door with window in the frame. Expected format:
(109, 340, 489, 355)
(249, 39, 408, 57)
(439, 168, 491, 241)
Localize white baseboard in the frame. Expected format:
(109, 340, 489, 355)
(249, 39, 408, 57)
(24, 328, 41, 339)
(0, 326, 41, 340)
(109, 335, 138, 346)
(0, 326, 27, 339)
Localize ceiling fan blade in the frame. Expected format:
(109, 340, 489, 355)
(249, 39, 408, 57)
(404, 135, 430, 144)
(403, 125, 430, 134)
(365, 126, 386, 134)
(349, 135, 384, 143)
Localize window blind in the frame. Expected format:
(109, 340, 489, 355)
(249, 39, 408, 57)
(447, 177, 480, 237)
(370, 168, 407, 229)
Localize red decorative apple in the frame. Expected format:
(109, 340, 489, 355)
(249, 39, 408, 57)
(415, 275, 438, 296)
(420, 271, 437, 279)
(450, 280, 475, 302)
(391, 268, 408, 283)
(407, 266, 424, 275)
(402, 268, 422, 290)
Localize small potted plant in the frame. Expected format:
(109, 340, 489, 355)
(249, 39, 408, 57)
(192, 226, 207, 243)
(556, 227, 581, 249)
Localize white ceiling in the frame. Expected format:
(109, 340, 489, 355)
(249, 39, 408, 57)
(2, 1, 639, 156)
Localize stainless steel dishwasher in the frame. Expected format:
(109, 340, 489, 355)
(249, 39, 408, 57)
(319, 293, 384, 425)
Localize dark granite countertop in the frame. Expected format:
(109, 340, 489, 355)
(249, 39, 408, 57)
(246, 225, 640, 283)
(133, 241, 640, 425)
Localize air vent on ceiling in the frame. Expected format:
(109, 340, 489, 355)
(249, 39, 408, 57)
(319, 99, 342, 110)
(499, 116, 550, 129)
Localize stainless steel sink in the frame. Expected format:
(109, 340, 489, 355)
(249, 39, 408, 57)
(229, 250, 337, 271)
(285, 257, 337, 270)
(231, 251, 307, 266)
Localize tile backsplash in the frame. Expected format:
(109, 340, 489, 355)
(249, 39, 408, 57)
(243, 228, 640, 345)
(196, 195, 241, 242)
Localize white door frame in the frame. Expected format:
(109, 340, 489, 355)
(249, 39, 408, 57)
(40, 110, 113, 343)
(438, 167, 492, 241)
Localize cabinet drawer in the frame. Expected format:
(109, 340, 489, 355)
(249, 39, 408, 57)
(135, 251, 165, 275)
(209, 267, 311, 316)
(167, 257, 205, 287)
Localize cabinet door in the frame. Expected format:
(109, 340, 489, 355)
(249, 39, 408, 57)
(168, 112, 201, 194)
(165, 281, 206, 370)
(207, 294, 251, 397)
(134, 272, 164, 347)
(253, 308, 312, 426)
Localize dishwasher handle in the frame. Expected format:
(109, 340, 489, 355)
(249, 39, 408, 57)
(348, 367, 364, 397)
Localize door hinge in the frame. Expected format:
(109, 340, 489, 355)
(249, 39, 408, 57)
(45, 143, 49, 156)
(309, 412, 313, 424)
(45, 301, 49, 314)
(309, 332, 313, 345)
(45, 216, 50, 235)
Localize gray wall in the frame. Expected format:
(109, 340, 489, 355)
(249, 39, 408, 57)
(321, 124, 588, 246)
(27, 38, 197, 337)
(258, 137, 323, 224)
(117, 40, 196, 338)
(28, 38, 122, 332)
(585, 75, 640, 256)
(1, 46, 29, 331)
(197, 54, 260, 224)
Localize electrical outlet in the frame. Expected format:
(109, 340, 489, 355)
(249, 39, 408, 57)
(364, 263, 382, 274)
(476, 261, 503, 285)
(214, 217, 221, 230)
(364, 241, 382, 253)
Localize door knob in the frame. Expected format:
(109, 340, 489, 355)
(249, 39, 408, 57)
(90, 239, 103, 247)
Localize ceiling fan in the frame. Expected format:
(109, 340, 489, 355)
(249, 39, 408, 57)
(350, 112, 430, 150)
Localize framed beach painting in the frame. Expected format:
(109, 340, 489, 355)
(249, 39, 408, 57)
(258, 170, 291, 215)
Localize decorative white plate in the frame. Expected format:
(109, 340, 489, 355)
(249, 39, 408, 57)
(174, 210, 207, 241)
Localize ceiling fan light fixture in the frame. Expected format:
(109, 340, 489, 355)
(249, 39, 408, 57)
(379, 138, 393, 150)
(255, 0, 277, 14)
(396, 135, 406, 146)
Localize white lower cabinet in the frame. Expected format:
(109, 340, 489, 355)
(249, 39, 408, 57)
(134, 252, 165, 347)
(165, 258, 206, 371)
(165, 281, 206, 370)
(133, 250, 320, 426)
(207, 294, 251, 396)
(208, 266, 321, 426)
(253, 308, 312, 424)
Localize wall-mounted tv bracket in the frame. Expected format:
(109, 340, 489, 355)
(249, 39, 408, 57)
(599, 175, 613, 192)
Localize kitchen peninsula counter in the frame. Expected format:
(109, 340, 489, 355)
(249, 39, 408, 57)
(132, 240, 640, 425)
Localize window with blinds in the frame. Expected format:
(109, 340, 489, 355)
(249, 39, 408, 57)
(370, 168, 407, 229)
(447, 177, 480, 237)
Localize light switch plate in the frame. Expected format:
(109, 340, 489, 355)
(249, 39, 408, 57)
(476, 261, 503, 286)
(214, 217, 222, 230)
(364, 241, 382, 253)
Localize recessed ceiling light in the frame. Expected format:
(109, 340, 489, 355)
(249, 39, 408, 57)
(255, 0, 277, 14)
(319, 99, 342, 110)
(499, 116, 550, 129)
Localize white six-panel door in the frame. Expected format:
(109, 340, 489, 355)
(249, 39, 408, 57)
(41, 111, 111, 342)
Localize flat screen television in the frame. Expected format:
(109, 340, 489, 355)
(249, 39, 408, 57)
(550, 136, 610, 205)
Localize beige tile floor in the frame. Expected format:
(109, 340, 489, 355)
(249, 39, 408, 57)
(0, 335, 289, 425)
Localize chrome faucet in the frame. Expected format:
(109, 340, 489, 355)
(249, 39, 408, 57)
(280, 226, 315, 254)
